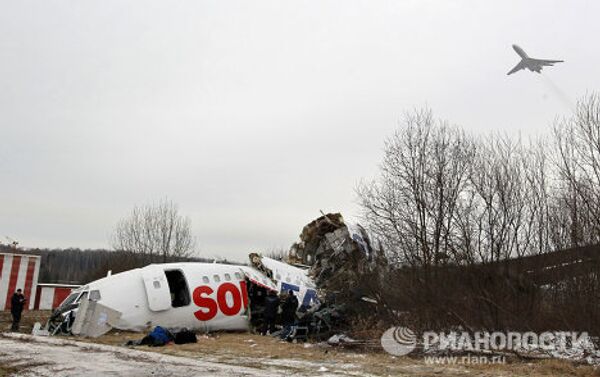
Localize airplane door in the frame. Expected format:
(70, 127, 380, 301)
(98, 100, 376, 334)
(141, 266, 172, 311)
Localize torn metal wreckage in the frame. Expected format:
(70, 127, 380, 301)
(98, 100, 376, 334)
(290, 212, 387, 291)
(42, 213, 384, 341)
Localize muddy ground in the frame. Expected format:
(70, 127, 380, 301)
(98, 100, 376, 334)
(1, 311, 599, 376)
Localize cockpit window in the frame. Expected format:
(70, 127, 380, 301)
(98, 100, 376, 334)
(78, 291, 88, 303)
(60, 292, 80, 308)
(55, 290, 88, 313)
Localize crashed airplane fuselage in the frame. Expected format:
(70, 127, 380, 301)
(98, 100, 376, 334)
(52, 257, 318, 334)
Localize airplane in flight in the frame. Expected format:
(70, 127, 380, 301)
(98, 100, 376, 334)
(507, 44, 563, 75)
(47, 255, 319, 335)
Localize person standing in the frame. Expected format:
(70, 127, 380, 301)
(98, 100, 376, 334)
(280, 290, 298, 340)
(10, 289, 26, 331)
(261, 290, 280, 335)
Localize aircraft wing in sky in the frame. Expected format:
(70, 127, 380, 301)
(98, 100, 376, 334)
(507, 61, 527, 75)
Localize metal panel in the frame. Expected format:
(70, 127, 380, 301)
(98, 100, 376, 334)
(141, 266, 171, 312)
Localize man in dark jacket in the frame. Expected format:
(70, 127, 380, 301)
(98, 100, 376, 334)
(280, 290, 299, 340)
(11, 289, 26, 331)
(261, 290, 280, 335)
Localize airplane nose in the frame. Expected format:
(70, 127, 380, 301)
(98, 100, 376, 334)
(512, 44, 523, 54)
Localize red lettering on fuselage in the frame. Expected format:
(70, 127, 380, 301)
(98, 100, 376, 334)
(217, 282, 242, 316)
(192, 286, 218, 321)
(193, 281, 247, 321)
(240, 280, 248, 309)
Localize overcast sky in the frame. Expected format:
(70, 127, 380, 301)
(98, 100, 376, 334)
(1, 1, 599, 262)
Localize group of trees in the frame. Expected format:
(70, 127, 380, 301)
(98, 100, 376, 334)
(3, 246, 209, 285)
(352, 94, 600, 334)
(357, 93, 600, 267)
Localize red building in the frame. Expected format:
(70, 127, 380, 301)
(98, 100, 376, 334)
(0, 252, 41, 311)
(34, 283, 80, 310)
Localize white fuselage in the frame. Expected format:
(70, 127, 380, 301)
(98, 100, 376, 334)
(61, 259, 317, 332)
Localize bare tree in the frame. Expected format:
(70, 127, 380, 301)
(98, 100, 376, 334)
(466, 135, 537, 262)
(523, 138, 553, 255)
(357, 109, 557, 266)
(357, 108, 475, 266)
(553, 93, 600, 247)
(112, 198, 196, 263)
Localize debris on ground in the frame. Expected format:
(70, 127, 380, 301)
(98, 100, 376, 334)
(296, 302, 348, 340)
(174, 328, 197, 344)
(327, 334, 359, 346)
(31, 322, 50, 336)
(125, 326, 198, 347)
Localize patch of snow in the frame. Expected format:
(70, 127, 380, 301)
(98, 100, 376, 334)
(0, 333, 364, 376)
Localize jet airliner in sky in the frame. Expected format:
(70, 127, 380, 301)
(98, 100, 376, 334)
(507, 45, 563, 75)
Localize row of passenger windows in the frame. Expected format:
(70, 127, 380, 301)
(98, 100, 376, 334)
(201, 272, 243, 284)
(199, 271, 301, 287)
(273, 271, 302, 286)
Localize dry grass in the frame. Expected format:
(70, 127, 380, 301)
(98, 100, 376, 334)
(0, 364, 19, 377)
(93, 331, 337, 360)
(75, 331, 600, 376)
(0, 310, 52, 334)
(3, 311, 600, 376)
(521, 359, 600, 377)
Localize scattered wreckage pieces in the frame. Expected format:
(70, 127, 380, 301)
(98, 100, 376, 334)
(45, 293, 121, 338)
(327, 334, 359, 347)
(298, 303, 348, 341)
(71, 296, 121, 338)
(249, 252, 274, 280)
(246, 213, 387, 343)
(291, 213, 387, 290)
(281, 213, 388, 342)
(292, 213, 346, 266)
